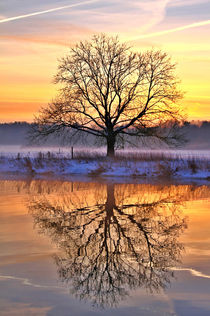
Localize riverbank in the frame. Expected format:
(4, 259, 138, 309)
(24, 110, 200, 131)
(0, 151, 209, 181)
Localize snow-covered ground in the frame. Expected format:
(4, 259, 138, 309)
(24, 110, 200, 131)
(0, 146, 209, 180)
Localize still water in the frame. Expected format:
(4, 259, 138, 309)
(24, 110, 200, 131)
(0, 179, 210, 315)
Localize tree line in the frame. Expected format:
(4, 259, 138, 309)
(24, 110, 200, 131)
(0, 120, 210, 149)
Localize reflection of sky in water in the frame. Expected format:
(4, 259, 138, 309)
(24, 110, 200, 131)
(0, 180, 210, 315)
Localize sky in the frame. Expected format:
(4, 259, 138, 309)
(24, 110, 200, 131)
(0, 0, 210, 122)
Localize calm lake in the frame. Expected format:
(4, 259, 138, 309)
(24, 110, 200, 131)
(0, 179, 210, 315)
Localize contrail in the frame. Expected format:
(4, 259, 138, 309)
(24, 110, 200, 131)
(131, 19, 210, 40)
(0, 0, 98, 24)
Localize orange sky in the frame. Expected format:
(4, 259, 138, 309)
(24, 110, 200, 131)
(0, 0, 210, 122)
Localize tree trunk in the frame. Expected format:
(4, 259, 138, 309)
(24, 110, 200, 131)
(107, 135, 115, 157)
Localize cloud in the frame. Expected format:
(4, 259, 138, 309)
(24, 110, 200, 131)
(1, 0, 170, 32)
(0, 0, 172, 41)
(0, 0, 209, 38)
(57, 0, 171, 34)
(0, 22, 93, 47)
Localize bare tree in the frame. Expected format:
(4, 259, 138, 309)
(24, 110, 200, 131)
(32, 34, 184, 156)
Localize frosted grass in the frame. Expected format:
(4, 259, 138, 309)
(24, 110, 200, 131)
(0, 145, 210, 160)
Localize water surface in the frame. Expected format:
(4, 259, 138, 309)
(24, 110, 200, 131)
(0, 180, 210, 315)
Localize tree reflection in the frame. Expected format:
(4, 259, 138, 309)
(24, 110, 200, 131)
(28, 183, 187, 307)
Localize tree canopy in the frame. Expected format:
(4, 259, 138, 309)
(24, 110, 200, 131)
(32, 34, 184, 156)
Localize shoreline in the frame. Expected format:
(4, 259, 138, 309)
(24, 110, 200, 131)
(0, 155, 209, 184)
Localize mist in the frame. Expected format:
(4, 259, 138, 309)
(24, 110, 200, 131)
(0, 121, 210, 150)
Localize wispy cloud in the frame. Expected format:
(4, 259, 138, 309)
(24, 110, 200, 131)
(55, 0, 171, 34)
(0, 0, 172, 39)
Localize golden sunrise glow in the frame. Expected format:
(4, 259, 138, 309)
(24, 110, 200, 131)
(0, 1, 209, 122)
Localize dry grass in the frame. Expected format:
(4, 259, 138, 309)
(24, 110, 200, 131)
(0, 149, 209, 178)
